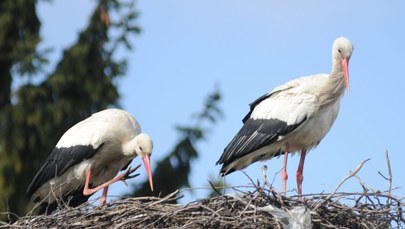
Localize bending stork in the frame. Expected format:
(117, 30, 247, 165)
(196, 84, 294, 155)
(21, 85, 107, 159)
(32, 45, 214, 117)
(27, 109, 154, 214)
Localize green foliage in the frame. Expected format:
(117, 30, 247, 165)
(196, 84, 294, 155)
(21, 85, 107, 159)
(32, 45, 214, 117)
(0, 0, 41, 108)
(128, 87, 223, 200)
(0, 0, 140, 221)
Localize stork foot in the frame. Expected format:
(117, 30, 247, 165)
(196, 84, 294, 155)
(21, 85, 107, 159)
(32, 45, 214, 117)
(119, 164, 141, 186)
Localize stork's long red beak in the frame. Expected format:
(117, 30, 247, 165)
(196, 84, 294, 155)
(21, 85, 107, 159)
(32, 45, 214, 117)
(142, 155, 154, 191)
(341, 57, 350, 93)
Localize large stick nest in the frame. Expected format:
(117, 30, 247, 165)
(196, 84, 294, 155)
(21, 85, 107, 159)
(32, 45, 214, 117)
(2, 157, 405, 228)
(2, 186, 404, 229)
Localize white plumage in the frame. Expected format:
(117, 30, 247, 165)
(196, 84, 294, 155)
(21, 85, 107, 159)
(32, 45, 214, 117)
(28, 109, 154, 214)
(55, 109, 141, 148)
(217, 37, 354, 200)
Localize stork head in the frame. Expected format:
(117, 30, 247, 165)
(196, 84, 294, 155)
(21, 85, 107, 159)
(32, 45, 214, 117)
(131, 133, 154, 191)
(332, 37, 354, 92)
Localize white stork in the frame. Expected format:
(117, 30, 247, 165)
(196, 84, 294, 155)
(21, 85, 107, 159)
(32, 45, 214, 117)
(27, 109, 154, 214)
(216, 37, 353, 200)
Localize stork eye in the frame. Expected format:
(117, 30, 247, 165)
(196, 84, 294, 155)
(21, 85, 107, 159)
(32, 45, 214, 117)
(139, 146, 143, 151)
(338, 49, 342, 53)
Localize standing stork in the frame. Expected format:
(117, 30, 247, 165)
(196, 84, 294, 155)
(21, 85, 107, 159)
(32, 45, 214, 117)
(27, 109, 154, 214)
(216, 37, 353, 200)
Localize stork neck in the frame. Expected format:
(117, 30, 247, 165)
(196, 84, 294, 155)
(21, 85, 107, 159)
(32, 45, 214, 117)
(318, 61, 346, 107)
(122, 137, 137, 156)
(330, 59, 346, 93)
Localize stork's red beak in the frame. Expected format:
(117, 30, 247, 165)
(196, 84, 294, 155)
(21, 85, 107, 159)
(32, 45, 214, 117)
(341, 57, 350, 93)
(142, 155, 154, 191)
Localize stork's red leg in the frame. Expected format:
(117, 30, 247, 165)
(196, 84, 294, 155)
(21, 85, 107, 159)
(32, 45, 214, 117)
(296, 150, 307, 201)
(83, 169, 113, 196)
(100, 186, 109, 205)
(83, 167, 137, 198)
(281, 143, 289, 195)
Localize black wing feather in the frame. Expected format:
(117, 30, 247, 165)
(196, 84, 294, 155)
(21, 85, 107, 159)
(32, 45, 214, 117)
(217, 117, 306, 169)
(121, 160, 132, 171)
(242, 92, 272, 123)
(27, 144, 102, 198)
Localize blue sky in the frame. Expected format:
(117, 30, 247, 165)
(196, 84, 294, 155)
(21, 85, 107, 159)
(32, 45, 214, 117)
(37, 0, 405, 203)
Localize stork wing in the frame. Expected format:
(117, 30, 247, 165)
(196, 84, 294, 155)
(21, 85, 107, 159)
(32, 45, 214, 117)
(27, 144, 100, 199)
(217, 90, 319, 168)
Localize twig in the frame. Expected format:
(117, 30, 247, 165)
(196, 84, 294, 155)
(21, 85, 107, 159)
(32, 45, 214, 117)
(242, 171, 260, 191)
(330, 158, 370, 197)
(377, 151, 393, 206)
(313, 158, 370, 210)
(208, 180, 222, 196)
(261, 164, 271, 189)
(147, 189, 180, 207)
(384, 150, 393, 202)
